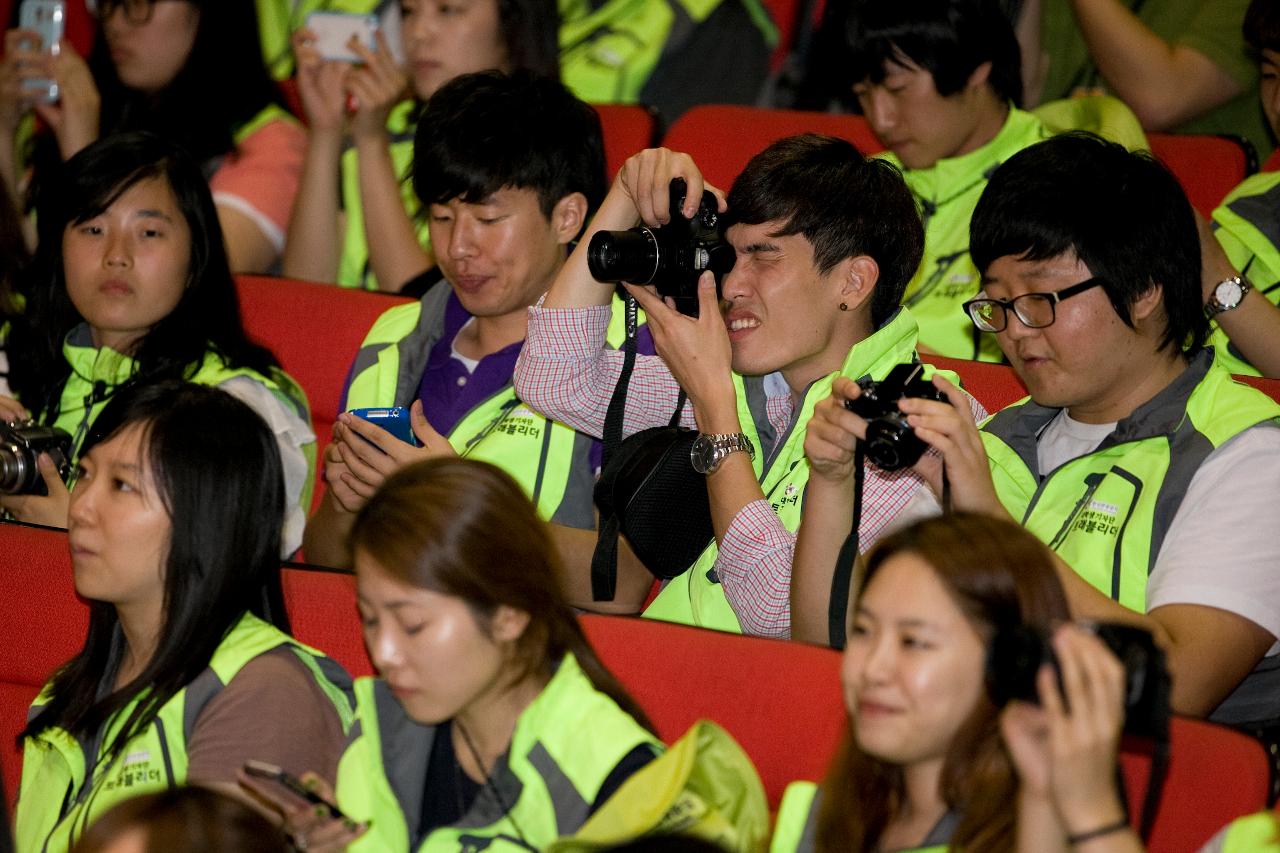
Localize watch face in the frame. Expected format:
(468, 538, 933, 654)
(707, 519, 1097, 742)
(1216, 279, 1244, 307)
(690, 435, 715, 474)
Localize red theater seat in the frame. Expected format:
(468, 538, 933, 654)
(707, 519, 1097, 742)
(580, 614, 845, 809)
(595, 103, 658, 180)
(926, 355, 1029, 414)
(662, 105, 883, 190)
(1147, 133, 1256, 219)
(234, 275, 414, 510)
(282, 565, 372, 679)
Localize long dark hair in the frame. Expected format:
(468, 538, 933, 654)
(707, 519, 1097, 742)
(814, 513, 1071, 853)
(8, 132, 279, 422)
(350, 457, 655, 734)
(493, 0, 560, 79)
(22, 380, 288, 769)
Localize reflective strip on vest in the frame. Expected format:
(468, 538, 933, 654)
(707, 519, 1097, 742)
(336, 654, 660, 852)
(642, 307, 933, 633)
(981, 349, 1280, 611)
(339, 100, 430, 290)
(15, 614, 353, 853)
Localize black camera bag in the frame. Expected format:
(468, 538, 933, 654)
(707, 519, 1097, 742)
(591, 297, 713, 599)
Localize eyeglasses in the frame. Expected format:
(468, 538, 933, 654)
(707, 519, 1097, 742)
(962, 277, 1106, 333)
(89, 0, 171, 26)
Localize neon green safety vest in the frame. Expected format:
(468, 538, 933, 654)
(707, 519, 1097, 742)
(51, 325, 317, 513)
(769, 781, 948, 853)
(1220, 811, 1280, 852)
(1210, 170, 1280, 377)
(339, 100, 430, 291)
(981, 349, 1280, 612)
(558, 0, 777, 105)
(335, 652, 661, 852)
(15, 613, 355, 853)
(880, 99, 1147, 362)
(342, 287, 632, 531)
(643, 307, 939, 634)
(256, 0, 384, 80)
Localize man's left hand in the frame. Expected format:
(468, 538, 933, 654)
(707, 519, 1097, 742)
(334, 399, 457, 492)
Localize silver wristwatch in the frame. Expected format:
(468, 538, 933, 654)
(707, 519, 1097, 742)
(1205, 275, 1251, 317)
(690, 432, 756, 475)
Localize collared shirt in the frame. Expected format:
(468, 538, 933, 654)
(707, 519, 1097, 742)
(514, 301, 979, 637)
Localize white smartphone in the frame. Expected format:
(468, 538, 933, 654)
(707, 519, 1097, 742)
(18, 0, 64, 104)
(305, 11, 380, 63)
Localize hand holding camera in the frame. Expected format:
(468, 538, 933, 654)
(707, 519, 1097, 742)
(0, 417, 74, 527)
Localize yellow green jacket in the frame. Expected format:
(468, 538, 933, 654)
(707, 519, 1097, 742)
(1210, 170, 1280, 377)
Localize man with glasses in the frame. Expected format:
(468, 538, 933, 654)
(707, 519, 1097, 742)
(798, 133, 1280, 723)
(944, 133, 1280, 724)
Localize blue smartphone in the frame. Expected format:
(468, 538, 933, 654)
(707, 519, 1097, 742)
(348, 407, 420, 447)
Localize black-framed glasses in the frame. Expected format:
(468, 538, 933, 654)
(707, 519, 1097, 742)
(89, 0, 170, 26)
(962, 277, 1106, 333)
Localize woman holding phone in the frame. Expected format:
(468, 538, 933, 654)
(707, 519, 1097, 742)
(13, 381, 351, 853)
(283, 0, 559, 292)
(0, 0, 302, 273)
(249, 457, 662, 852)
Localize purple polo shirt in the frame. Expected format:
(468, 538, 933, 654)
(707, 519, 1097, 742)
(420, 291, 523, 435)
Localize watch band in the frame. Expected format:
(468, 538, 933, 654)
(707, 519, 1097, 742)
(692, 432, 756, 475)
(1205, 275, 1251, 318)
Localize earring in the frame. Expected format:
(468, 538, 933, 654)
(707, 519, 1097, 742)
(838, 302, 849, 312)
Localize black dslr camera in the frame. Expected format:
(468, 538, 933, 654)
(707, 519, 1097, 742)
(587, 178, 735, 317)
(843, 363, 944, 472)
(0, 420, 73, 496)
(986, 622, 1170, 739)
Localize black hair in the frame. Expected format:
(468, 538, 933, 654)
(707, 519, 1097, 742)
(22, 380, 288, 772)
(0, 175, 28, 322)
(89, 0, 282, 167)
(492, 0, 561, 79)
(412, 70, 607, 228)
(846, 0, 1023, 107)
(725, 133, 924, 328)
(8, 132, 281, 421)
(1245, 0, 1280, 56)
(970, 132, 1206, 354)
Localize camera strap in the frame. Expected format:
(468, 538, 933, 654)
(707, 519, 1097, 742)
(826, 441, 865, 650)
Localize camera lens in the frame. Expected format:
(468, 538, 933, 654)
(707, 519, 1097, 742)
(0, 442, 34, 495)
(587, 229, 660, 284)
(864, 415, 928, 472)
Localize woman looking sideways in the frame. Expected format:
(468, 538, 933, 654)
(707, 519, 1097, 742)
(283, 0, 558, 292)
(254, 458, 661, 852)
(13, 381, 352, 853)
(0, 132, 313, 554)
(0, 0, 303, 273)
(772, 513, 1140, 853)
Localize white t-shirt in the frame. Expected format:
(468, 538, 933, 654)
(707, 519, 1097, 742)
(1037, 409, 1280, 653)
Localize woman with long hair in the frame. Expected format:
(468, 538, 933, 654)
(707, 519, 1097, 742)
(0, 132, 313, 552)
(256, 457, 661, 852)
(282, 0, 559, 292)
(0, 0, 303, 272)
(14, 381, 351, 853)
(774, 513, 1084, 852)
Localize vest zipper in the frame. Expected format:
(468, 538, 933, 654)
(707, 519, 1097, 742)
(153, 716, 177, 788)
(1043, 471, 1105, 551)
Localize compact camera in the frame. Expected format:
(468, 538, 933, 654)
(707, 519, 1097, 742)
(587, 178, 735, 317)
(843, 363, 944, 472)
(0, 419, 72, 496)
(986, 622, 1170, 739)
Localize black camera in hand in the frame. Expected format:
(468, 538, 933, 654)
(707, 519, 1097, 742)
(986, 622, 1170, 739)
(0, 420, 73, 496)
(586, 177, 735, 317)
(843, 363, 944, 472)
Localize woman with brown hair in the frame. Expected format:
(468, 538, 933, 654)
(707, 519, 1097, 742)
(257, 457, 662, 852)
(773, 512, 1135, 853)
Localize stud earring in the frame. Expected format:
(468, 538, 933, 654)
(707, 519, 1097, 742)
(838, 302, 849, 312)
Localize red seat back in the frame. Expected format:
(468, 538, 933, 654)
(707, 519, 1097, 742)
(1120, 718, 1270, 853)
(0, 522, 86, 810)
(1147, 133, 1255, 218)
(662, 105, 883, 190)
(926, 355, 1029, 414)
(580, 614, 845, 808)
(1237, 373, 1280, 404)
(595, 103, 658, 181)
(234, 275, 414, 509)
(282, 566, 373, 679)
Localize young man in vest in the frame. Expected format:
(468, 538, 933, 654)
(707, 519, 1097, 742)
(847, 0, 1146, 362)
(303, 71, 608, 569)
(843, 134, 1280, 722)
(514, 135, 984, 638)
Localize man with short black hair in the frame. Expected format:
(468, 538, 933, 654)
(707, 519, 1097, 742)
(515, 134, 982, 637)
